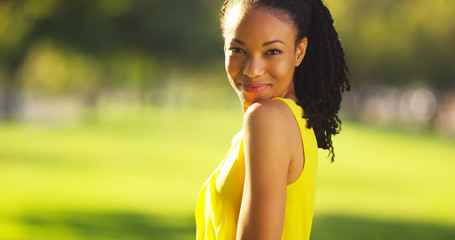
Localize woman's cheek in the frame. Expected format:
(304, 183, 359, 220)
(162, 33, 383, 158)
(225, 59, 240, 89)
(269, 61, 289, 80)
(227, 57, 244, 79)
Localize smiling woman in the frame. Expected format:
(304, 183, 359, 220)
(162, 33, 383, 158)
(195, 0, 350, 239)
(224, 6, 307, 112)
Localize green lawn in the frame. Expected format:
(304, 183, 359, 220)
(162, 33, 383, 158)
(0, 105, 454, 239)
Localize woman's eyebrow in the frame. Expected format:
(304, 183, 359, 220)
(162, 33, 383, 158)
(262, 40, 285, 46)
(230, 39, 285, 46)
(233, 38, 246, 45)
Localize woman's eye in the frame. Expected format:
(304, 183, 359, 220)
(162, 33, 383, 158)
(229, 47, 244, 54)
(266, 49, 282, 55)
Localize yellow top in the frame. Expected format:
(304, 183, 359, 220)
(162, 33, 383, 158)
(195, 97, 319, 240)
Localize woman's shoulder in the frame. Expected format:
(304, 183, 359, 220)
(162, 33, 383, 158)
(243, 98, 296, 134)
(245, 98, 294, 121)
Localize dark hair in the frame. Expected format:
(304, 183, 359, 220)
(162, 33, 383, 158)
(221, 0, 350, 161)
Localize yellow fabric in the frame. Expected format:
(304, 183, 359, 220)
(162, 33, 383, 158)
(195, 97, 319, 240)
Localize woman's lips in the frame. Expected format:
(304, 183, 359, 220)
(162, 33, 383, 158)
(239, 83, 269, 94)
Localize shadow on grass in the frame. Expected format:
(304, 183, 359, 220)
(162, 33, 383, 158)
(17, 211, 455, 240)
(312, 215, 455, 240)
(19, 211, 195, 240)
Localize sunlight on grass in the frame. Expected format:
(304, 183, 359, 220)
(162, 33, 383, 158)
(316, 122, 455, 226)
(0, 105, 454, 239)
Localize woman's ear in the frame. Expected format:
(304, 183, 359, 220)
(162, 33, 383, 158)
(295, 37, 308, 67)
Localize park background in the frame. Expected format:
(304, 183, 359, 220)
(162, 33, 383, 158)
(0, 0, 454, 239)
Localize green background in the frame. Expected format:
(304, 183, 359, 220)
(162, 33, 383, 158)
(1, 0, 455, 239)
(1, 105, 454, 239)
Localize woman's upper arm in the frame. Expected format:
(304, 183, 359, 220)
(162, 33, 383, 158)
(236, 101, 294, 240)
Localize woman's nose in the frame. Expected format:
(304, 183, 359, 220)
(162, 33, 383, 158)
(243, 55, 265, 78)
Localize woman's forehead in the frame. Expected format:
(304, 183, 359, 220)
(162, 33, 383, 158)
(224, 4, 294, 33)
(224, 6, 297, 43)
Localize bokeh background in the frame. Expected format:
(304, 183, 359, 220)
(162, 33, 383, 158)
(1, 0, 454, 239)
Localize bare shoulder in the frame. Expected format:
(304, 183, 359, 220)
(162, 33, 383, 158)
(243, 99, 294, 126)
(242, 98, 302, 155)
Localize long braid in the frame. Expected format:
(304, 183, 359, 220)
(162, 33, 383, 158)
(221, 0, 350, 161)
(303, 0, 350, 161)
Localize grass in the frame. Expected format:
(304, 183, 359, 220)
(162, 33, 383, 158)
(0, 104, 454, 239)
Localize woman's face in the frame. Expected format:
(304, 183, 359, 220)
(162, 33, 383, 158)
(223, 5, 307, 111)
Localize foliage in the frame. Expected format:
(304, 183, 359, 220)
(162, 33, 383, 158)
(0, 0, 454, 116)
(328, 0, 455, 88)
(0, 0, 223, 112)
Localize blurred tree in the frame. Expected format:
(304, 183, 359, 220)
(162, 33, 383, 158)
(0, 0, 223, 118)
(329, 0, 455, 88)
(0, 0, 454, 119)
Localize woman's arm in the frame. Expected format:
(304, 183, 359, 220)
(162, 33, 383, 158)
(236, 100, 296, 240)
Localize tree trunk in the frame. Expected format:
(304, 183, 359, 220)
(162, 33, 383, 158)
(0, 72, 17, 120)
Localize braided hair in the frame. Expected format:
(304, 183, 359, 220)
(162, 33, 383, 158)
(221, 0, 350, 161)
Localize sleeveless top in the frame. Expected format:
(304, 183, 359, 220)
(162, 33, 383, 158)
(195, 97, 319, 240)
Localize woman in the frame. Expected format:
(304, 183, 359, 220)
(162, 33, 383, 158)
(195, 0, 350, 239)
